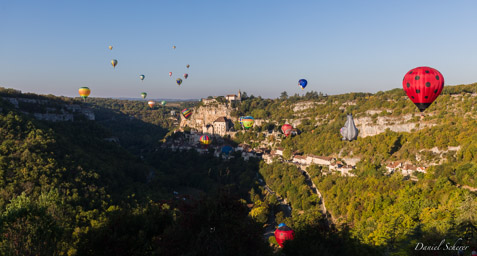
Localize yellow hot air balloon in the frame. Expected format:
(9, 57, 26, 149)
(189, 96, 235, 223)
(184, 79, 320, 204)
(111, 59, 118, 68)
(78, 87, 91, 101)
(108, 45, 113, 50)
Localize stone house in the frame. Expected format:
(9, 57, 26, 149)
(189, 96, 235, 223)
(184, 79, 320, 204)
(213, 117, 229, 136)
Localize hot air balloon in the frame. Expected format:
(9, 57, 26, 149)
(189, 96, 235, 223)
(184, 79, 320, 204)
(186, 64, 190, 68)
(182, 108, 192, 119)
(242, 116, 254, 130)
(238, 116, 244, 128)
(402, 66, 444, 112)
(341, 114, 358, 141)
(169, 72, 172, 77)
(173, 45, 176, 50)
(161, 100, 166, 106)
(281, 124, 293, 137)
(199, 135, 211, 146)
(148, 101, 155, 108)
(274, 223, 294, 248)
(78, 87, 91, 101)
(298, 79, 307, 90)
(111, 59, 118, 68)
(184, 73, 188, 79)
(108, 45, 113, 50)
(141, 92, 147, 99)
(140, 74, 145, 81)
(176, 78, 183, 86)
(221, 145, 233, 155)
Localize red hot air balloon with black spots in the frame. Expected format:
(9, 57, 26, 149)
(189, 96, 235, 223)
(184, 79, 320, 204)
(274, 223, 294, 247)
(402, 67, 444, 112)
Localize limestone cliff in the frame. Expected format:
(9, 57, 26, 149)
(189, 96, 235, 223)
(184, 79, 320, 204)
(180, 103, 234, 131)
(2, 96, 95, 121)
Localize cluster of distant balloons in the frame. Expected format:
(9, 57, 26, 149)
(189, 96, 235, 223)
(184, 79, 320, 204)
(78, 44, 195, 107)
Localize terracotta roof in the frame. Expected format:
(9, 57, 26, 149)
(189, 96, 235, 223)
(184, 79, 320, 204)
(213, 117, 227, 123)
(294, 155, 307, 160)
(308, 155, 333, 161)
(226, 95, 236, 97)
(276, 147, 284, 151)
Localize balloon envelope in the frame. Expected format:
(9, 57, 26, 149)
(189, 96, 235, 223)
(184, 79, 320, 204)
(242, 116, 254, 129)
(199, 135, 211, 146)
(161, 100, 166, 106)
(176, 78, 183, 86)
(108, 45, 113, 50)
(184, 73, 188, 79)
(148, 101, 155, 108)
(140, 74, 145, 81)
(274, 225, 294, 248)
(141, 92, 147, 99)
(221, 145, 233, 155)
(78, 87, 91, 99)
(281, 124, 293, 137)
(402, 66, 444, 112)
(298, 79, 307, 90)
(169, 72, 172, 77)
(341, 114, 359, 141)
(111, 59, 118, 68)
(186, 64, 190, 68)
(182, 108, 192, 119)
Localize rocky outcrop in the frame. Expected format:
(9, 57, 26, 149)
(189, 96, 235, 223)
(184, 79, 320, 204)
(354, 114, 435, 138)
(180, 103, 234, 131)
(2, 97, 95, 121)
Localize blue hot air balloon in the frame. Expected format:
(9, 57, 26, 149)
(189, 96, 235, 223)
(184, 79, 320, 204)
(221, 145, 233, 155)
(298, 79, 307, 90)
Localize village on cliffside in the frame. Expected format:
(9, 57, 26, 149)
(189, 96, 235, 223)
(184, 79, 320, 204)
(163, 90, 440, 179)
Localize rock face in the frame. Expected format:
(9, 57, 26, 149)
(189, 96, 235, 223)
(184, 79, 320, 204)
(354, 114, 434, 138)
(180, 103, 234, 132)
(2, 97, 95, 121)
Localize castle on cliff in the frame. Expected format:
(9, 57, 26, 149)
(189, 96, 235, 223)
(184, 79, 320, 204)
(201, 90, 241, 105)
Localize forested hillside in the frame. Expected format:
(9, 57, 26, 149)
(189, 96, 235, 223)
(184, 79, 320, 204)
(0, 90, 273, 255)
(1, 83, 477, 255)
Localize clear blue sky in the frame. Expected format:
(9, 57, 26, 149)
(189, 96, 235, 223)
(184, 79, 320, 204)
(1, 0, 477, 99)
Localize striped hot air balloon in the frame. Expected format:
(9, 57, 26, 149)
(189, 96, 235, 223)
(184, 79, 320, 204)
(111, 59, 118, 68)
(242, 116, 254, 130)
(181, 108, 192, 119)
(199, 135, 211, 146)
(148, 101, 155, 108)
(78, 87, 91, 101)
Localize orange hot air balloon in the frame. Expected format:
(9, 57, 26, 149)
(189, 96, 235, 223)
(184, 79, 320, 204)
(78, 87, 91, 101)
(148, 101, 155, 108)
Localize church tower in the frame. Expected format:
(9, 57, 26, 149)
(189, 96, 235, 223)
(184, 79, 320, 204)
(237, 90, 241, 101)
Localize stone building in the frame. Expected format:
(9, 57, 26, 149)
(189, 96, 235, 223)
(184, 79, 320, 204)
(226, 90, 242, 102)
(213, 117, 228, 136)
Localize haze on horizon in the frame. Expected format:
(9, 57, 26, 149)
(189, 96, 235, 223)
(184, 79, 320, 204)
(1, 0, 477, 100)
